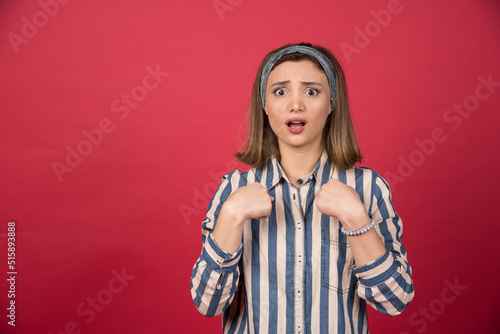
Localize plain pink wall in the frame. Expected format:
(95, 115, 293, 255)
(1, 0, 499, 333)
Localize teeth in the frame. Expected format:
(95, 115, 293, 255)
(290, 121, 302, 124)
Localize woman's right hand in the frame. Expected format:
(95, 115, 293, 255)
(222, 182, 274, 223)
(212, 182, 273, 253)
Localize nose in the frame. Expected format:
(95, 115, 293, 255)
(289, 91, 305, 112)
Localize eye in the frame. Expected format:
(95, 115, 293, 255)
(306, 88, 319, 96)
(273, 88, 286, 96)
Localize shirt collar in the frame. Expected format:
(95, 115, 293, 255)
(258, 151, 333, 190)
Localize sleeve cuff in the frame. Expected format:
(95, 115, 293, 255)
(202, 233, 242, 274)
(352, 249, 398, 287)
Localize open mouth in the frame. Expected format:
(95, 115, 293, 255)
(287, 121, 306, 129)
(286, 119, 306, 133)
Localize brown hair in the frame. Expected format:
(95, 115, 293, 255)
(234, 42, 362, 170)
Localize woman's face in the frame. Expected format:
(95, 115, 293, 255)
(265, 59, 331, 154)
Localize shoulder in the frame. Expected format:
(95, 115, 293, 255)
(345, 166, 394, 195)
(353, 166, 389, 184)
(354, 166, 395, 202)
(340, 165, 383, 183)
(222, 166, 260, 188)
(223, 167, 253, 180)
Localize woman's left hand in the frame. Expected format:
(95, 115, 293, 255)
(316, 179, 370, 229)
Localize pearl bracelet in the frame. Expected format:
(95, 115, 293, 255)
(341, 218, 376, 236)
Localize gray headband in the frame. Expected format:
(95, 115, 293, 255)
(260, 45, 337, 111)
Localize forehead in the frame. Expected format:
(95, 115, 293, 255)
(267, 60, 327, 82)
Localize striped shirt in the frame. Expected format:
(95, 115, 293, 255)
(191, 151, 414, 333)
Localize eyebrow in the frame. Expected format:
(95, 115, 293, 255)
(270, 80, 324, 87)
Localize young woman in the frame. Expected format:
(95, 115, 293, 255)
(191, 43, 414, 333)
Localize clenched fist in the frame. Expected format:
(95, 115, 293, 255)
(316, 178, 369, 230)
(223, 182, 274, 222)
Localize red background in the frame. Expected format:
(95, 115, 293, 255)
(1, 0, 500, 333)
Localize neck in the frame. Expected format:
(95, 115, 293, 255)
(278, 145, 323, 182)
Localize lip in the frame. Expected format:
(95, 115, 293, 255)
(286, 117, 307, 134)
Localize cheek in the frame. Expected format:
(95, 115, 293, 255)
(313, 98, 332, 113)
(266, 109, 284, 128)
(311, 109, 331, 126)
(266, 98, 287, 113)
(267, 118, 283, 135)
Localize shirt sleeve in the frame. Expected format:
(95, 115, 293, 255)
(352, 171, 415, 316)
(190, 172, 243, 317)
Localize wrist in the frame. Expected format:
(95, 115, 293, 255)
(341, 213, 370, 231)
(221, 200, 246, 227)
(341, 218, 376, 236)
(212, 202, 246, 254)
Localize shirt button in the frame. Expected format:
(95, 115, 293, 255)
(298, 326, 302, 333)
(298, 255, 302, 263)
(302, 194, 307, 198)
(297, 223, 302, 229)
(297, 291, 302, 298)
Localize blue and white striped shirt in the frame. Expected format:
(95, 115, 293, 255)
(191, 152, 414, 333)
